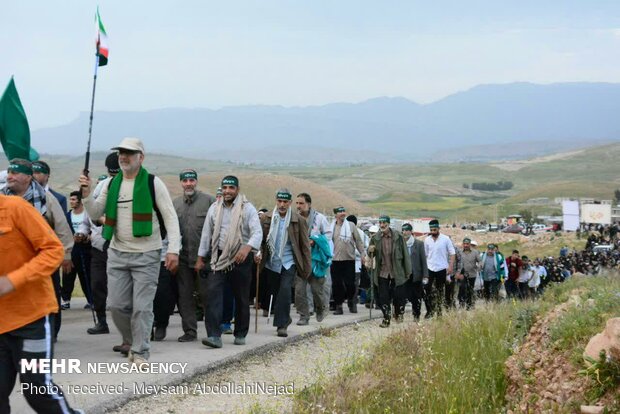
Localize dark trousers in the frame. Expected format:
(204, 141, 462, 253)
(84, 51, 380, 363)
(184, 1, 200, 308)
(200, 253, 252, 338)
(483, 279, 499, 301)
(426, 269, 447, 316)
(51, 270, 61, 338)
(458, 277, 476, 309)
(90, 247, 108, 321)
(222, 280, 235, 324)
(62, 245, 93, 304)
(377, 278, 395, 320)
(0, 315, 79, 414)
(505, 279, 519, 299)
(256, 263, 271, 311)
(331, 260, 356, 306)
(265, 265, 296, 328)
(153, 263, 175, 328)
(445, 278, 456, 309)
(176, 259, 199, 335)
(400, 278, 425, 318)
(518, 282, 530, 300)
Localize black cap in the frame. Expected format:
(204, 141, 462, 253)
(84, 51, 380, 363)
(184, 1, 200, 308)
(105, 152, 120, 174)
(346, 215, 357, 225)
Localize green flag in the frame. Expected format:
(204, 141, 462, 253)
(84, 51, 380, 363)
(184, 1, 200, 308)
(0, 77, 38, 161)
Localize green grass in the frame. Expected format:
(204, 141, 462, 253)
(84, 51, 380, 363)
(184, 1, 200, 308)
(294, 275, 620, 414)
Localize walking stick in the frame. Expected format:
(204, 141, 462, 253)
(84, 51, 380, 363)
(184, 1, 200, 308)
(255, 265, 260, 333)
(267, 295, 273, 324)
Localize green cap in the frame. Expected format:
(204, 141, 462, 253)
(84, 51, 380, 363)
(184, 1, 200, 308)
(463, 237, 471, 243)
(333, 206, 346, 214)
(487, 243, 496, 250)
(8, 163, 32, 175)
(97, 174, 108, 181)
(180, 169, 198, 181)
(216, 187, 223, 196)
(32, 161, 50, 175)
(221, 175, 239, 188)
(429, 219, 440, 229)
(402, 223, 413, 231)
(276, 191, 292, 201)
(379, 215, 390, 223)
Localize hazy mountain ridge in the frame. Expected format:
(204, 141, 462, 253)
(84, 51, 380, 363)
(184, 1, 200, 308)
(30, 82, 620, 162)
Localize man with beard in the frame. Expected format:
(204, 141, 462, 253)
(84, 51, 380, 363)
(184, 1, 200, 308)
(260, 189, 311, 337)
(368, 216, 411, 327)
(80, 138, 181, 366)
(330, 206, 366, 315)
(173, 169, 215, 342)
(401, 223, 428, 321)
(32, 160, 67, 213)
(3, 159, 74, 341)
(423, 219, 455, 317)
(457, 237, 480, 310)
(196, 176, 262, 348)
(295, 192, 332, 325)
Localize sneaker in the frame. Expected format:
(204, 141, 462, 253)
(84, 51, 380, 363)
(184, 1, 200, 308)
(87, 322, 109, 335)
(202, 337, 223, 348)
(296, 318, 309, 326)
(178, 333, 197, 342)
(277, 327, 288, 337)
(220, 323, 233, 335)
(132, 354, 149, 369)
(233, 336, 246, 345)
(316, 310, 326, 323)
(153, 326, 167, 341)
(61, 301, 70, 310)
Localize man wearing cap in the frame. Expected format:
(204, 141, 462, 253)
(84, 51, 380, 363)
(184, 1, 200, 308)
(196, 175, 263, 348)
(83, 153, 120, 336)
(3, 158, 74, 341)
(368, 216, 411, 327)
(457, 237, 480, 310)
(79, 137, 181, 365)
(295, 192, 332, 325)
(329, 206, 366, 315)
(401, 223, 428, 321)
(259, 189, 311, 337)
(480, 244, 505, 301)
(172, 169, 216, 342)
(32, 160, 67, 213)
(0, 195, 84, 414)
(423, 219, 455, 317)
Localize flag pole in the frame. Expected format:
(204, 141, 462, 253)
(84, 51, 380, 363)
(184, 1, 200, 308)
(83, 51, 99, 178)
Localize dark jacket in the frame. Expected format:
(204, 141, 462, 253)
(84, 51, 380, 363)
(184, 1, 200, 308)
(369, 229, 412, 287)
(407, 237, 428, 283)
(173, 191, 215, 264)
(260, 210, 312, 280)
(50, 188, 67, 213)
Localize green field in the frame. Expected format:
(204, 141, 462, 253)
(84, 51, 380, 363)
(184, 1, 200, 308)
(2, 143, 619, 220)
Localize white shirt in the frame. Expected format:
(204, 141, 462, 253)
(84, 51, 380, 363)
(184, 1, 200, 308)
(517, 267, 532, 283)
(424, 233, 455, 272)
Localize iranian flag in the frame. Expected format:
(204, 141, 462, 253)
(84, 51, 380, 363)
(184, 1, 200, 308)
(96, 8, 109, 66)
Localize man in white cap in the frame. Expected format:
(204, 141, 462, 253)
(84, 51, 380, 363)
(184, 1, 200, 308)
(79, 137, 181, 366)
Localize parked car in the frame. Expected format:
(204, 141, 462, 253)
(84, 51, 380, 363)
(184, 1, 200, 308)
(503, 224, 525, 234)
(532, 224, 553, 233)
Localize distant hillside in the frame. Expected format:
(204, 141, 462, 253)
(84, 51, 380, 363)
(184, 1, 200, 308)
(30, 82, 620, 162)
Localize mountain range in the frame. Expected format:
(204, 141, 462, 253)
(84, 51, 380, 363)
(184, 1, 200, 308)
(30, 82, 620, 163)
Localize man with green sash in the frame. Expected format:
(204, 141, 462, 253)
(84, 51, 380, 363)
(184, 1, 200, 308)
(79, 137, 181, 366)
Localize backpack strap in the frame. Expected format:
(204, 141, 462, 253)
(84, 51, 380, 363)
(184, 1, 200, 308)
(148, 174, 167, 239)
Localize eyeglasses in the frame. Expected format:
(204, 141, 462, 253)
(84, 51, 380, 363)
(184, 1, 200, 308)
(118, 149, 139, 156)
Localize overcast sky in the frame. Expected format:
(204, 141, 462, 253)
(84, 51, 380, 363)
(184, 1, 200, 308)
(2, 1, 620, 129)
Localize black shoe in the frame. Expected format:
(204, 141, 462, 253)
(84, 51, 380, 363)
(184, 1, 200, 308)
(380, 319, 390, 328)
(84, 303, 93, 310)
(365, 302, 371, 309)
(178, 333, 197, 342)
(348, 303, 358, 314)
(329, 303, 336, 311)
(424, 312, 432, 319)
(87, 322, 110, 335)
(333, 306, 343, 315)
(153, 326, 167, 341)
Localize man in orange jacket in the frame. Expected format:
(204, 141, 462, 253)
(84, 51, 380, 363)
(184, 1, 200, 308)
(0, 195, 82, 413)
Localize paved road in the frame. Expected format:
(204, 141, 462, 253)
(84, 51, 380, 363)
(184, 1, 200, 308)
(10, 297, 376, 413)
